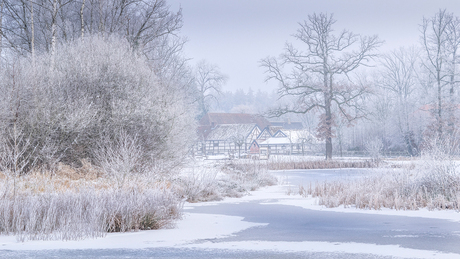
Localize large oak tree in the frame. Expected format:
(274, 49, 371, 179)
(261, 13, 382, 159)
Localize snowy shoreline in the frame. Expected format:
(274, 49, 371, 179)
(1, 179, 460, 258)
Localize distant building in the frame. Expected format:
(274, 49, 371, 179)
(201, 124, 261, 157)
(198, 113, 270, 141)
(269, 122, 303, 130)
(195, 113, 318, 158)
(258, 129, 319, 156)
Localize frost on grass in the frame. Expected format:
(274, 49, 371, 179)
(176, 159, 277, 203)
(0, 168, 182, 242)
(301, 142, 460, 211)
(267, 156, 376, 170)
(0, 156, 280, 241)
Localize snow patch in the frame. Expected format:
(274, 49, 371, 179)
(0, 213, 266, 251)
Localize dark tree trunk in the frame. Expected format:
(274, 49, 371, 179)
(437, 74, 443, 136)
(325, 93, 333, 160)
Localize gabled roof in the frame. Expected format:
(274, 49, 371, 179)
(205, 124, 259, 141)
(268, 126, 283, 135)
(273, 130, 287, 138)
(200, 113, 270, 128)
(257, 127, 273, 140)
(247, 125, 262, 141)
(269, 121, 304, 130)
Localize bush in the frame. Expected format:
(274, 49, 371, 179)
(175, 159, 277, 203)
(0, 36, 195, 173)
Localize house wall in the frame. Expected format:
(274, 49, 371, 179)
(193, 141, 318, 157)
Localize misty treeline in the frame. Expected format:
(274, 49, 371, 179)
(0, 0, 202, 175)
(208, 88, 276, 114)
(259, 10, 460, 159)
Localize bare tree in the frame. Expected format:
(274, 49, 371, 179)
(0, 0, 4, 63)
(446, 15, 460, 132)
(29, 0, 34, 59)
(1, 0, 183, 59)
(379, 47, 419, 155)
(261, 13, 382, 159)
(194, 59, 227, 118)
(80, 0, 84, 38)
(421, 9, 454, 137)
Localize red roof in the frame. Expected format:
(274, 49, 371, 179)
(199, 113, 270, 129)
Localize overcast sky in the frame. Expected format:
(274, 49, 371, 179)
(167, 0, 460, 92)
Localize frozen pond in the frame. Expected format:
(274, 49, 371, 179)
(271, 168, 378, 187)
(190, 168, 460, 255)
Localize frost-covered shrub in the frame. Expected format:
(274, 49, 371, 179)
(365, 138, 384, 164)
(222, 160, 277, 191)
(94, 131, 146, 189)
(177, 167, 220, 202)
(175, 160, 277, 203)
(0, 35, 196, 172)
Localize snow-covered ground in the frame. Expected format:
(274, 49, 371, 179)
(1, 169, 460, 258)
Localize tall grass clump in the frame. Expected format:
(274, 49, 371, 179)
(222, 159, 278, 191)
(176, 166, 220, 202)
(175, 159, 277, 203)
(0, 169, 182, 241)
(302, 137, 460, 210)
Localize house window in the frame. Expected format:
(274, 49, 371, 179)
(213, 142, 219, 147)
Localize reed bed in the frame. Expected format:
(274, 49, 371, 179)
(267, 156, 377, 170)
(0, 166, 182, 241)
(301, 159, 460, 211)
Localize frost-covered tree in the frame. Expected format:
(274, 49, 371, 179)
(0, 36, 196, 172)
(378, 47, 420, 155)
(194, 60, 227, 118)
(420, 9, 460, 137)
(0, 0, 182, 58)
(261, 13, 382, 159)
